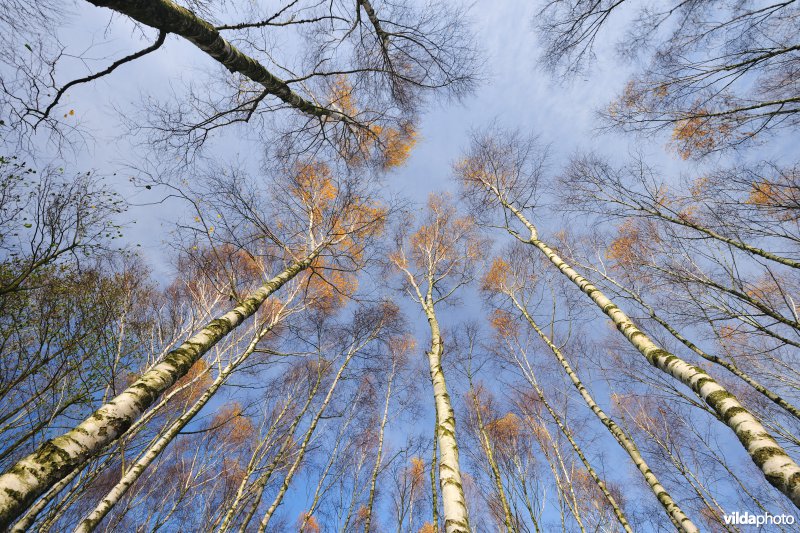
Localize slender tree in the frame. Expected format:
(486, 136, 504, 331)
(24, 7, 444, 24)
(457, 126, 800, 508)
(390, 194, 483, 533)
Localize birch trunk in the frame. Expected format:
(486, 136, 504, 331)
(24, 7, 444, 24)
(594, 269, 800, 421)
(256, 340, 362, 532)
(363, 360, 396, 533)
(214, 392, 295, 532)
(75, 316, 280, 532)
(0, 249, 320, 528)
(495, 191, 800, 508)
(9, 464, 81, 532)
(530, 235, 800, 507)
(430, 420, 439, 533)
(423, 302, 470, 533)
(467, 383, 515, 532)
(508, 328, 632, 532)
(300, 401, 359, 531)
(509, 295, 698, 532)
(532, 378, 633, 533)
(235, 372, 325, 533)
(86, 0, 349, 122)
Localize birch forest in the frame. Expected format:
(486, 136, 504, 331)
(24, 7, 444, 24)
(2, 0, 800, 531)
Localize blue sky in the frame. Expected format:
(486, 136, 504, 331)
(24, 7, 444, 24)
(6, 0, 799, 529)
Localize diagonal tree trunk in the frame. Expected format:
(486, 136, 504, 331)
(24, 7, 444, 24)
(86, 0, 353, 123)
(75, 311, 285, 532)
(507, 294, 698, 531)
(488, 187, 800, 507)
(466, 377, 516, 532)
(588, 266, 800, 421)
(363, 359, 397, 533)
(256, 326, 380, 532)
(0, 248, 322, 529)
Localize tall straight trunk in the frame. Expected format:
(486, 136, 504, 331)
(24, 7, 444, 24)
(340, 449, 368, 532)
(363, 360, 396, 533)
(300, 402, 359, 531)
(430, 417, 439, 533)
(510, 337, 632, 532)
(9, 467, 80, 532)
(494, 192, 800, 508)
(0, 249, 321, 528)
(531, 378, 633, 533)
(235, 372, 325, 533)
(213, 392, 296, 532)
(535, 419, 585, 532)
(423, 301, 470, 533)
(75, 316, 280, 532)
(256, 338, 365, 532)
(468, 383, 515, 532)
(10, 367, 211, 532)
(508, 295, 698, 533)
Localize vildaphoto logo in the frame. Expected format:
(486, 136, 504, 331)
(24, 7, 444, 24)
(723, 511, 795, 527)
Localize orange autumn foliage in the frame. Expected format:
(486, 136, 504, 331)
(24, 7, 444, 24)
(406, 195, 479, 270)
(746, 181, 776, 207)
(220, 457, 246, 487)
(303, 258, 359, 315)
(487, 412, 522, 446)
(689, 176, 711, 197)
(357, 505, 370, 522)
(210, 402, 254, 446)
(671, 111, 732, 159)
(291, 162, 337, 212)
(482, 257, 510, 293)
(605, 219, 658, 267)
(328, 75, 416, 169)
(718, 325, 748, 356)
(335, 198, 388, 240)
(418, 523, 436, 533)
(489, 309, 516, 339)
(409, 456, 425, 486)
(330, 75, 358, 115)
(169, 359, 212, 405)
(298, 513, 321, 533)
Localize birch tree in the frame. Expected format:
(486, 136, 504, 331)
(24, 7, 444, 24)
(456, 126, 800, 508)
(1, 0, 476, 161)
(554, 155, 800, 431)
(482, 246, 694, 531)
(0, 159, 389, 528)
(452, 324, 517, 532)
(536, 0, 800, 156)
(390, 193, 483, 533)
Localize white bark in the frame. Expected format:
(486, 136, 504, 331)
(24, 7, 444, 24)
(256, 331, 374, 532)
(74, 313, 282, 532)
(529, 235, 800, 508)
(363, 359, 396, 533)
(509, 294, 695, 532)
(424, 303, 470, 533)
(482, 183, 800, 508)
(0, 249, 321, 528)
